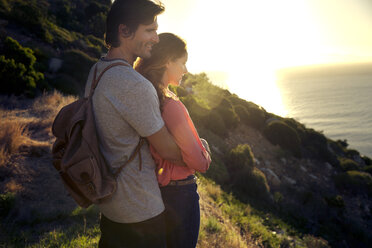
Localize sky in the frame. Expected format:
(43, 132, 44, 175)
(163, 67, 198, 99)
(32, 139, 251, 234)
(156, 0, 372, 115)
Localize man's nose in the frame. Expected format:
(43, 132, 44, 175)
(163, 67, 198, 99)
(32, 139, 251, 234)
(184, 66, 188, 74)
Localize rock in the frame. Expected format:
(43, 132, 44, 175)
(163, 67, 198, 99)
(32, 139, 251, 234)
(325, 162, 333, 170)
(254, 158, 260, 165)
(281, 158, 287, 164)
(353, 155, 363, 165)
(309, 174, 318, 180)
(264, 160, 271, 167)
(300, 166, 307, 172)
(261, 168, 281, 187)
(49, 58, 63, 73)
(283, 176, 296, 185)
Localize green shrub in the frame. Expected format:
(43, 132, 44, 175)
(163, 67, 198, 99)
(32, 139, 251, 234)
(324, 195, 345, 208)
(362, 156, 372, 166)
(263, 120, 301, 157)
(334, 170, 372, 195)
(0, 37, 44, 97)
(9, 0, 50, 39)
(180, 95, 209, 128)
(175, 86, 188, 97)
(3, 36, 36, 67)
(59, 49, 96, 95)
(302, 129, 338, 165)
(0, 192, 16, 217)
(346, 149, 360, 158)
(228, 144, 255, 173)
(168, 85, 188, 97)
(0, 0, 10, 17)
(338, 157, 359, 171)
(51, 74, 81, 95)
(213, 98, 239, 129)
(233, 167, 270, 201)
(283, 118, 307, 142)
(202, 111, 226, 137)
(204, 156, 230, 184)
(234, 105, 250, 125)
(363, 165, 372, 176)
(245, 105, 266, 129)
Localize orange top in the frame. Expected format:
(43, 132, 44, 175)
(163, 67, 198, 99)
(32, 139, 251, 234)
(150, 92, 211, 186)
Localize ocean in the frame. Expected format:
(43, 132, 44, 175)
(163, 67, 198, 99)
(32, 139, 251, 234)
(276, 73, 372, 157)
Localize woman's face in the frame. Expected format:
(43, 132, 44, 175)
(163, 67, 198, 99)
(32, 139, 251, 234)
(166, 53, 188, 86)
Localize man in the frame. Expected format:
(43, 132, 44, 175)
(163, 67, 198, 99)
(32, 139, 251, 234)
(84, 1, 184, 247)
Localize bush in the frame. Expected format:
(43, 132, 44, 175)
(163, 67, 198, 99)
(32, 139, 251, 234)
(233, 167, 270, 201)
(338, 157, 359, 171)
(362, 156, 372, 166)
(213, 98, 239, 129)
(0, 37, 44, 97)
(245, 105, 266, 129)
(168, 85, 188, 97)
(324, 195, 345, 208)
(334, 170, 372, 195)
(263, 121, 301, 157)
(3, 36, 36, 67)
(51, 74, 81, 96)
(234, 105, 250, 125)
(0, 0, 10, 17)
(59, 49, 96, 95)
(0, 192, 16, 217)
(202, 111, 227, 137)
(204, 156, 230, 184)
(363, 165, 372, 176)
(180, 95, 209, 128)
(228, 144, 255, 173)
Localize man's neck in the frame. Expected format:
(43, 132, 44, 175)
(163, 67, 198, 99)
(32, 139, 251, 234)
(105, 47, 136, 66)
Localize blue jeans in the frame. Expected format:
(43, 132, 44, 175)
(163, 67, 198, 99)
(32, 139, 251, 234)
(160, 178, 200, 248)
(98, 212, 166, 248)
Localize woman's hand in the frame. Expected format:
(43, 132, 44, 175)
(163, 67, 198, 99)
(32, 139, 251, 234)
(200, 138, 211, 158)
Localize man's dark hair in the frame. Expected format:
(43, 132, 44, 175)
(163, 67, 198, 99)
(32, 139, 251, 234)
(105, 0, 164, 48)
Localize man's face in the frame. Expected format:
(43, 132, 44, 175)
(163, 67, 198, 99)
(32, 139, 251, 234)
(129, 20, 159, 59)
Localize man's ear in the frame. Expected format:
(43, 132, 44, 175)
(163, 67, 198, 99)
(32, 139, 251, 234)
(165, 60, 172, 69)
(119, 24, 131, 38)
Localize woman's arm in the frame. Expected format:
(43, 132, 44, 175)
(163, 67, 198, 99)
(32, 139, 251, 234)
(162, 99, 211, 172)
(146, 126, 187, 167)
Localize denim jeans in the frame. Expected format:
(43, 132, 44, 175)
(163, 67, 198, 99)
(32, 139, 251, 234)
(98, 212, 166, 248)
(160, 179, 200, 248)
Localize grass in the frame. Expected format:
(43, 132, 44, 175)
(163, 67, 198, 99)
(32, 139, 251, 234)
(0, 120, 29, 159)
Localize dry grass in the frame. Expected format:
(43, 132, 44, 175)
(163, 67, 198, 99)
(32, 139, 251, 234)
(0, 120, 30, 157)
(32, 90, 77, 118)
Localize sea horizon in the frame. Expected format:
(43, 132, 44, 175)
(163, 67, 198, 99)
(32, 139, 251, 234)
(204, 67, 372, 158)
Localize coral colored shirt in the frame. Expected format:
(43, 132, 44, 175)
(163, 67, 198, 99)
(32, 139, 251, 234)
(150, 92, 211, 186)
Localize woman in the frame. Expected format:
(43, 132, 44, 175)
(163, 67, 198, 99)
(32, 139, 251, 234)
(135, 33, 212, 248)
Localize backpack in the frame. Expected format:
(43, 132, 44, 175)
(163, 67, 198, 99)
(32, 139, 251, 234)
(52, 62, 144, 208)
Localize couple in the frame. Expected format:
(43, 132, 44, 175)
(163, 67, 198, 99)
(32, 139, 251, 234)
(84, 0, 212, 247)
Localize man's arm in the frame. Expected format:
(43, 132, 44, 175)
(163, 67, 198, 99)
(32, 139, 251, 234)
(146, 126, 187, 167)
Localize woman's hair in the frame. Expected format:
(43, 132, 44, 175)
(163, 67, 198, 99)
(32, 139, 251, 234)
(135, 33, 187, 109)
(105, 0, 164, 48)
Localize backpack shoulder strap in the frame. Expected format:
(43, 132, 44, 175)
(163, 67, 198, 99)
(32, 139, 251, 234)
(114, 137, 146, 178)
(89, 62, 129, 97)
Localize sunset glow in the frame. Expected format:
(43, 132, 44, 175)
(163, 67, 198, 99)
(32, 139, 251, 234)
(157, 0, 372, 115)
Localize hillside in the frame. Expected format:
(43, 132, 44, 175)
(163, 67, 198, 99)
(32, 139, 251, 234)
(1, 1, 372, 247)
(0, 92, 330, 248)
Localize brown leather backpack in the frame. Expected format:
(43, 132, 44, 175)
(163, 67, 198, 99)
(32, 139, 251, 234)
(52, 62, 144, 208)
